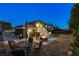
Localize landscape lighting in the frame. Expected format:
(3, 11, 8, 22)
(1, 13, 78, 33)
(28, 29, 32, 33)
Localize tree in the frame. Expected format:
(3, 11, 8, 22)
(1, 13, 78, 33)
(0, 19, 12, 30)
(69, 3, 79, 55)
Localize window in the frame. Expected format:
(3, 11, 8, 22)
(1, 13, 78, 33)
(45, 25, 47, 28)
(49, 26, 50, 28)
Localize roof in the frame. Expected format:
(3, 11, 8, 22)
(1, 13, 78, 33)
(15, 20, 54, 29)
(15, 25, 25, 29)
(27, 20, 53, 26)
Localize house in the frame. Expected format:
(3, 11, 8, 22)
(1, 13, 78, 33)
(14, 25, 26, 39)
(14, 20, 55, 39)
(27, 20, 54, 32)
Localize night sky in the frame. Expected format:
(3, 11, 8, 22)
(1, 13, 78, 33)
(0, 3, 73, 29)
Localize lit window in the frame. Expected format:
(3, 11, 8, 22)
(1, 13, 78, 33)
(20, 34, 22, 37)
(45, 25, 47, 28)
(49, 26, 50, 28)
(36, 22, 40, 27)
(13, 30, 15, 32)
(23, 26, 25, 29)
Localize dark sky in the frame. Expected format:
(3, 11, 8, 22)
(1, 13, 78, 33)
(0, 3, 73, 29)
